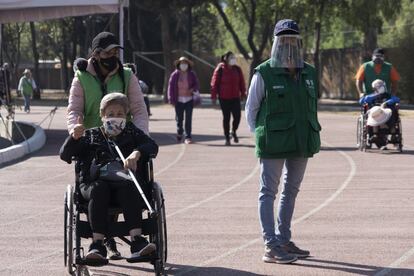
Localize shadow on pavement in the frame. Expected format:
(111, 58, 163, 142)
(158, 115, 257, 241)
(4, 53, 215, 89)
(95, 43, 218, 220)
(298, 258, 414, 275)
(104, 262, 264, 275)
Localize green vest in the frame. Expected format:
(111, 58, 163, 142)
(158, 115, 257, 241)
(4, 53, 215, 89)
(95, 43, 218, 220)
(21, 77, 33, 96)
(363, 61, 392, 95)
(254, 60, 321, 159)
(76, 68, 132, 129)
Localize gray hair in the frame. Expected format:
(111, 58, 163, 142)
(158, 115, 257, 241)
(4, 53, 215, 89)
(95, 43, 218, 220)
(100, 92, 129, 115)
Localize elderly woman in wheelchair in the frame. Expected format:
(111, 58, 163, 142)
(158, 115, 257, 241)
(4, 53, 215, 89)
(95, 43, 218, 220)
(60, 92, 158, 265)
(358, 79, 402, 150)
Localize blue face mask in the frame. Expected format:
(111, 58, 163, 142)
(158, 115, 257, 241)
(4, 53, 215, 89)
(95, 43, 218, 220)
(102, 117, 126, 136)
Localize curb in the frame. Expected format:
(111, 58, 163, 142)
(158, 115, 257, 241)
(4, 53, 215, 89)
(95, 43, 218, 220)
(0, 122, 46, 166)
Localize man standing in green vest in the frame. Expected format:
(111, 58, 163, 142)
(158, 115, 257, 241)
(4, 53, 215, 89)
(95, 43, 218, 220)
(246, 19, 321, 264)
(67, 32, 149, 260)
(355, 48, 400, 98)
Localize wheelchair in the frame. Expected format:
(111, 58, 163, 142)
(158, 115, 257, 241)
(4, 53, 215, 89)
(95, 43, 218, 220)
(64, 158, 167, 276)
(356, 102, 403, 152)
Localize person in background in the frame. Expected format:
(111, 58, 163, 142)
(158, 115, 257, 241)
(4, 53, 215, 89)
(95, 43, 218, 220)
(167, 56, 200, 144)
(210, 51, 246, 146)
(17, 69, 37, 113)
(245, 19, 321, 264)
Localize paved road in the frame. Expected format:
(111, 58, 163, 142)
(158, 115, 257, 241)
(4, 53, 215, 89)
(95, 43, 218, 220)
(0, 104, 413, 276)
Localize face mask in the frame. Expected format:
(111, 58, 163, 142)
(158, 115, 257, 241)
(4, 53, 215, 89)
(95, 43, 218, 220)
(102, 117, 126, 136)
(179, 63, 188, 71)
(100, 56, 118, 71)
(372, 55, 384, 64)
(228, 58, 237, 66)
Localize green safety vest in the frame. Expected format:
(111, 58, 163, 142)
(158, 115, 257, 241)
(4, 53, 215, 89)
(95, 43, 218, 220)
(76, 68, 132, 129)
(254, 60, 321, 159)
(21, 76, 33, 96)
(363, 61, 392, 95)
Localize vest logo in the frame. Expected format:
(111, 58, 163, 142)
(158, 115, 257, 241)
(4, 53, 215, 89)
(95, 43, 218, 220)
(305, 79, 314, 88)
(273, 85, 284, 89)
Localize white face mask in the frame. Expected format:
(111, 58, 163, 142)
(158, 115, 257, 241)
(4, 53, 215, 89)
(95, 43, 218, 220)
(102, 117, 126, 136)
(179, 63, 188, 71)
(228, 58, 237, 66)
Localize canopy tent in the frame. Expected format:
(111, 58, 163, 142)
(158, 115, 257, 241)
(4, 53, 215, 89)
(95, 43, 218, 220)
(0, 0, 127, 60)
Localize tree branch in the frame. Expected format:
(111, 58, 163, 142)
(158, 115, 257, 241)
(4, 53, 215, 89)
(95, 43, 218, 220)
(237, 0, 251, 22)
(247, 0, 257, 55)
(212, 0, 250, 59)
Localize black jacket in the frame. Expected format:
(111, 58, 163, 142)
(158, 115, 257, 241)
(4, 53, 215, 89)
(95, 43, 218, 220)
(59, 122, 158, 183)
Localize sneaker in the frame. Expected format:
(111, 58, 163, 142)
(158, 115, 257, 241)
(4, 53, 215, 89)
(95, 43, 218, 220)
(262, 246, 297, 264)
(184, 138, 193, 144)
(85, 241, 108, 266)
(225, 138, 231, 146)
(127, 236, 156, 263)
(231, 132, 239, 143)
(104, 238, 122, 260)
(281, 241, 310, 258)
(176, 135, 182, 143)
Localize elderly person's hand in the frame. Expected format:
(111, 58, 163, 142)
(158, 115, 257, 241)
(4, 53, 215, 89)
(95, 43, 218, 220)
(124, 150, 141, 172)
(71, 116, 85, 140)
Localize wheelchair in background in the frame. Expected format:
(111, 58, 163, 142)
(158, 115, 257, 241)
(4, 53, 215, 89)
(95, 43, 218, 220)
(64, 158, 167, 276)
(357, 102, 403, 152)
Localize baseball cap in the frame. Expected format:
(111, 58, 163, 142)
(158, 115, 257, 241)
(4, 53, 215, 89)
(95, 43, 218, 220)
(274, 19, 300, 36)
(92, 32, 123, 52)
(373, 48, 385, 56)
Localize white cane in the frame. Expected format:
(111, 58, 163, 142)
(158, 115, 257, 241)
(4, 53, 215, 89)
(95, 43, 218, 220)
(112, 142, 156, 216)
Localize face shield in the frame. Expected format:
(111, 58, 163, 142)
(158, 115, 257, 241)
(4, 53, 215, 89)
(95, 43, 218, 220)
(270, 34, 304, 68)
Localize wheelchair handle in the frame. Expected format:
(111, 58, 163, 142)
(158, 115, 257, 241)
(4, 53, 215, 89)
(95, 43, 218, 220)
(112, 142, 156, 215)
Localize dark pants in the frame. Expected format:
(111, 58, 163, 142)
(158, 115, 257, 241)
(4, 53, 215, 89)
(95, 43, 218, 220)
(175, 100, 193, 138)
(80, 180, 142, 234)
(144, 96, 151, 115)
(219, 98, 241, 138)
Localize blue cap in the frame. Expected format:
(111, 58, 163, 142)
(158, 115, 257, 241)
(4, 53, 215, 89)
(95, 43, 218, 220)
(274, 19, 300, 36)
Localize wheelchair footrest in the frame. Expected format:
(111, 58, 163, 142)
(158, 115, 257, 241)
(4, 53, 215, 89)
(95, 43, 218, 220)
(76, 257, 109, 267)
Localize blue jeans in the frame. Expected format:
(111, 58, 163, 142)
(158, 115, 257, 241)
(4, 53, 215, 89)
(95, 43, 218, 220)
(175, 100, 193, 138)
(258, 158, 308, 248)
(23, 95, 31, 112)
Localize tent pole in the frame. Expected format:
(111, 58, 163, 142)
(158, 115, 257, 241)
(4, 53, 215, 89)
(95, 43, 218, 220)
(119, 0, 124, 63)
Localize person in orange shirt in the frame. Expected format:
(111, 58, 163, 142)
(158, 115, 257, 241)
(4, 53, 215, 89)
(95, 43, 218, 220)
(355, 48, 400, 99)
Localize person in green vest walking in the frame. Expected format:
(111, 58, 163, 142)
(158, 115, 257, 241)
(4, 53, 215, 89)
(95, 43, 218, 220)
(246, 19, 321, 264)
(355, 48, 400, 98)
(67, 32, 149, 260)
(18, 69, 37, 113)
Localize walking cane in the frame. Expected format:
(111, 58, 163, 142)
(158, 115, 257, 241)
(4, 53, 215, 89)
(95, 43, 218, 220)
(111, 140, 156, 217)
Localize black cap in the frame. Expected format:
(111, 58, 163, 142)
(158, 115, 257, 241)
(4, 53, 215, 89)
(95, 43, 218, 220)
(373, 48, 385, 56)
(92, 32, 123, 52)
(274, 19, 300, 36)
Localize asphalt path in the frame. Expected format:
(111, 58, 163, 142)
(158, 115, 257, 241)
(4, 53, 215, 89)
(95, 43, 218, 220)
(0, 104, 413, 276)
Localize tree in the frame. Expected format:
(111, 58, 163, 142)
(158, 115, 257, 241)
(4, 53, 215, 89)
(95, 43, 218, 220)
(340, 0, 402, 56)
(30, 22, 41, 99)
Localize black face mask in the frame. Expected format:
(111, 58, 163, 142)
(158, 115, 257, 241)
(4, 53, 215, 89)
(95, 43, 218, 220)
(99, 56, 118, 71)
(372, 55, 384, 64)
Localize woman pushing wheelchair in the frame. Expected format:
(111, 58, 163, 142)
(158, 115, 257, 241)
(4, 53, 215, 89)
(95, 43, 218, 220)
(60, 93, 158, 265)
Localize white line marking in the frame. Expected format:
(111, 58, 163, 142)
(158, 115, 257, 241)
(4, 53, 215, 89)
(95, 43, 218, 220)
(374, 246, 414, 276)
(155, 134, 186, 177)
(166, 162, 260, 218)
(177, 140, 357, 275)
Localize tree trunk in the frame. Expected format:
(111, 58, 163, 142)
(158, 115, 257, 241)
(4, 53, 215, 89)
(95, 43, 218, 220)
(30, 22, 41, 99)
(187, 4, 193, 53)
(61, 20, 69, 92)
(160, 7, 173, 100)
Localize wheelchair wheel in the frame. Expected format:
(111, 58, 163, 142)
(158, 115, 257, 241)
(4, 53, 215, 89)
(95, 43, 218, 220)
(397, 120, 403, 152)
(356, 115, 367, 151)
(64, 185, 75, 275)
(152, 182, 167, 276)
